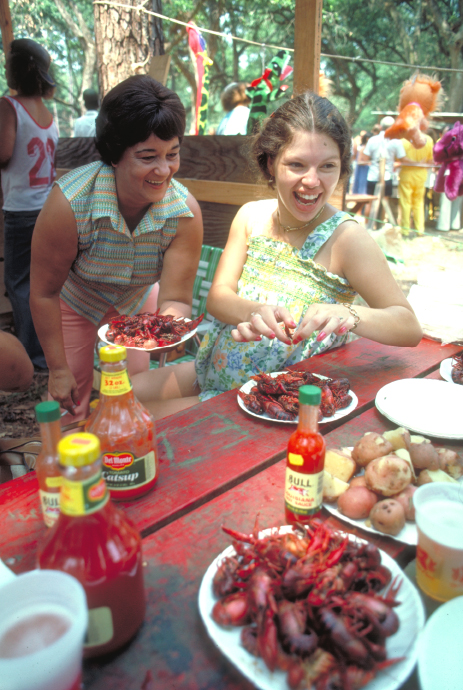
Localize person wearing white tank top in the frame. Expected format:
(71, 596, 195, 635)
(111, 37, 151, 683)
(0, 39, 58, 370)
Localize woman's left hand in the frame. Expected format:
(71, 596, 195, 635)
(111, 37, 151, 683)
(291, 303, 357, 345)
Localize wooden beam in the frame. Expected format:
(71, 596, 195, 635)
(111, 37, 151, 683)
(293, 0, 323, 95)
(148, 54, 171, 86)
(175, 178, 276, 205)
(0, 0, 14, 59)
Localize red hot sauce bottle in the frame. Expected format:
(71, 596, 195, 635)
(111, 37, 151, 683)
(285, 385, 326, 524)
(38, 433, 146, 658)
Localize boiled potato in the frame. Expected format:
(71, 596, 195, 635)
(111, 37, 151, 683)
(351, 432, 394, 467)
(338, 486, 378, 519)
(437, 448, 463, 479)
(405, 435, 439, 471)
(383, 427, 410, 451)
(417, 468, 459, 486)
(394, 448, 416, 481)
(323, 471, 349, 503)
(369, 499, 405, 536)
(364, 455, 412, 496)
(324, 449, 357, 483)
(393, 485, 417, 521)
(349, 476, 367, 488)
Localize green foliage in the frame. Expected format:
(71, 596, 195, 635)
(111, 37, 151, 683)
(1, 0, 460, 135)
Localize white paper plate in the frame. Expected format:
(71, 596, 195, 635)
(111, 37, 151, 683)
(418, 596, 463, 690)
(237, 372, 358, 424)
(375, 379, 463, 439)
(98, 319, 198, 352)
(439, 358, 454, 383)
(199, 526, 425, 690)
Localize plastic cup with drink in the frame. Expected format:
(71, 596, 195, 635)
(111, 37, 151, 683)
(413, 482, 463, 602)
(0, 560, 87, 690)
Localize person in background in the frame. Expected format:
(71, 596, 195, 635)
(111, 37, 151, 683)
(0, 330, 33, 392)
(73, 88, 99, 137)
(397, 133, 434, 237)
(0, 38, 58, 371)
(216, 82, 250, 135)
(352, 130, 372, 195)
(30, 75, 203, 423)
(131, 92, 422, 419)
(360, 116, 406, 199)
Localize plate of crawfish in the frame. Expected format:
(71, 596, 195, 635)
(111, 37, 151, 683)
(98, 311, 204, 351)
(439, 353, 463, 385)
(237, 371, 358, 424)
(199, 520, 424, 690)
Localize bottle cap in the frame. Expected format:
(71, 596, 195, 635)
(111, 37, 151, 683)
(58, 433, 101, 467)
(99, 345, 127, 362)
(298, 385, 321, 405)
(35, 400, 61, 423)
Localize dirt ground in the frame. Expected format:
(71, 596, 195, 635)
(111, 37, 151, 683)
(1, 227, 462, 440)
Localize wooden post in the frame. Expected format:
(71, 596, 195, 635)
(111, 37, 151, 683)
(0, 0, 13, 58)
(293, 0, 323, 95)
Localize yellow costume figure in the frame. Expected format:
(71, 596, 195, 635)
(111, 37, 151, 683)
(398, 135, 434, 235)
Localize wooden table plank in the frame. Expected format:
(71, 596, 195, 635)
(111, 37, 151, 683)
(80, 402, 463, 689)
(0, 338, 460, 575)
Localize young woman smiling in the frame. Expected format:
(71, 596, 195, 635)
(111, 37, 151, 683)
(30, 75, 203, 421)
(132, 91, 422, 419)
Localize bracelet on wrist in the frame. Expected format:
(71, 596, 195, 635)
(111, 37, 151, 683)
(342, 303, 360, 330)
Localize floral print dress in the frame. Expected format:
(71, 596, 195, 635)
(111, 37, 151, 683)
(195, 211, 357, 401)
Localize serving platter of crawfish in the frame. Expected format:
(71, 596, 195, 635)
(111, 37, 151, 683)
(98, 311, 204, 351)
(199, 520, 424, 690)
(237, 371, 358, 424)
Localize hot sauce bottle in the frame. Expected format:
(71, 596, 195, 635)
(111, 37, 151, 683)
(285, 385, 326, 523)
(38, 433, 146, 658)
(85, 345, 158, 500)
(35, 401, 62, 527)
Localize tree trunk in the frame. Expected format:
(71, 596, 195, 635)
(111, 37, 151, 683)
(447, 42, 463, 112)
(150, 0, 165, 56)
(94, 0, 154, 96)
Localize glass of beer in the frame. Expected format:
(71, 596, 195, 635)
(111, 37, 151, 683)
(413, 483, 463, 602)
(0, 567, 87, 690)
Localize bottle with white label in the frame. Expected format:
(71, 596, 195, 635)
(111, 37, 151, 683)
(38, 432, 146, 658)
(285, 385, 326, 523)
(35, 401, 62, 527)
(85, 345, 159, 500)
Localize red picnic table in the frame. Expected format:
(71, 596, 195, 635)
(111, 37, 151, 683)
(0, 336, 462, 689)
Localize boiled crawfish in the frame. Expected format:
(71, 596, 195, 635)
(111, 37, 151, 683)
(105, 310, 204, 349)
(451, 353, 463, 384)
(211, 519, 401, 690)
(240, 371, 352, 421)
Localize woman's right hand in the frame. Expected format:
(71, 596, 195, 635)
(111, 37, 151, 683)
(231, 305, 296, 344)
(48, 368, 80, 415)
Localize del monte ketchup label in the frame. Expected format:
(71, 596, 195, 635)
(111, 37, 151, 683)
(102, 450, 157, 491)
(103, 452, 134, 471)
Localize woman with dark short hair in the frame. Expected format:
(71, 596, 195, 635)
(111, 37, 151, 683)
(30, 75, 203, 422)
(0, 38, 58, 370)
(131, 91, 422, 419)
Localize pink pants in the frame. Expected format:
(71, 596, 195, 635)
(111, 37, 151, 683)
(56, 284, 159, 424)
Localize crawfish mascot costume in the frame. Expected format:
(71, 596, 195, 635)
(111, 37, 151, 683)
(385, 74, 441, 236)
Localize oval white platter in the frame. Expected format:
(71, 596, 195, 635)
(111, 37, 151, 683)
(98, 319, 198, 352)
(199, 526, 425, 690)
(237, 372, 358, 424)
(375, 378, 463, 440)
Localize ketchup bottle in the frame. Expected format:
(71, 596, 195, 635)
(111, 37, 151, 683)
(35, 401, 62, 527)
(38, 433, 146, 658)
(85, 345, 158, 500)
(285, 385, 326, 523)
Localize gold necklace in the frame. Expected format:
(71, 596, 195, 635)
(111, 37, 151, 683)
(277, 205, 325, 233)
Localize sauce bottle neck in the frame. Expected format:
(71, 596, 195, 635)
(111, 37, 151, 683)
(39, 419, 62, 455)
(297, 403, 319, 433)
